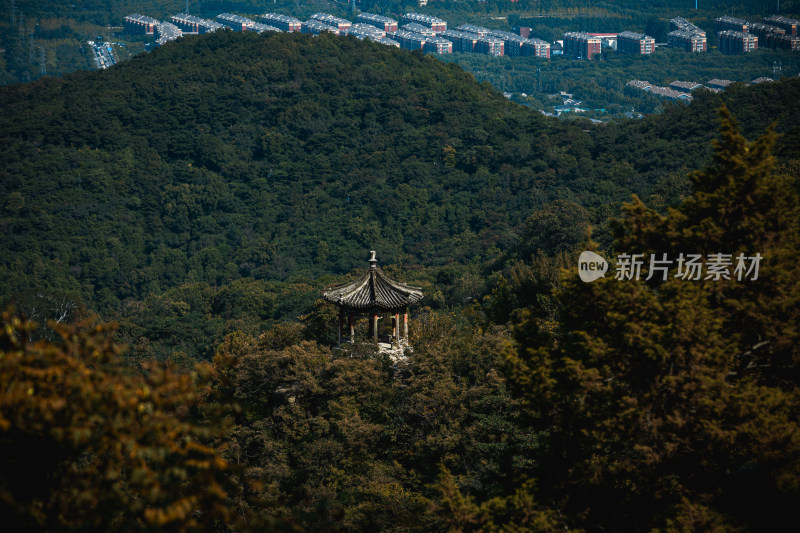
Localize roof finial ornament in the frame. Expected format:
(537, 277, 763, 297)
(368, 250, 378, 269)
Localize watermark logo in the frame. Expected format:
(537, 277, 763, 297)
(578, 251, 608, 282)
(578, 252, 762, 282)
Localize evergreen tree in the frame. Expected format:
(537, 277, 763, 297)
(489, 108, 800, 530)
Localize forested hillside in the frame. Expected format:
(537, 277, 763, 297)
(2, 30, 800, 358)
(2, 20, 800, 533)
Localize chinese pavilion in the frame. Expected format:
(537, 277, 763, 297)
(322, 251, 423, 350)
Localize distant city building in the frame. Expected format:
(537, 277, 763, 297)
(748, 22, 785, 41)
(763, 33, 800, 51)
(423, 37, 453, 54)
(356, 13, 398, 33)
(617, 31, 655, 54)
(440, 30, 480, 53)
(487, 30, 527, 56)
(403, 13, 446, 32)
(261, 13, 302, 32)
(715, 16, 749, 34)
(670, 17, 706, 37)
(718, 30, 757, 54)
(403, 23, 437, 37)
(216, 13, 255, 32)
(124, 14, 159, 35)
(668, 30, 707, 52)
(377, 37, 400, 48)
(456, 24, 489, 37)
(588, 33, 618, 49)
(249, 22, 281, 34)
(302, 19, 341, 36)
(348, 23, 385, 40)
(513, 26, 532, 38)
(387, 29, 428, 51)
(627, 80, 652, 91)
(706, 78, 734, 90)
(670, 80, 702, 93)
(751, 77, 774, 84)
(764, 15, 799, 35)
(310, 13, 352, 32)
(155, 22, 182, 46)
(170, 14, 223, 34)
(669, 17, 706, 37)
(475, 36, 504, 56)
(521, 38, 550, 58)
(563, 32, 602, 59)
(627, 80, 692, 103)
(649, 86, 693, 102)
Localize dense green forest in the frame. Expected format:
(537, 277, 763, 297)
(2, 25, 800, 531)
(3, 30, 800, 357)
(2, 112, 799, 530)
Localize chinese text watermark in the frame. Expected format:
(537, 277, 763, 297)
(578, 252, 762, 283)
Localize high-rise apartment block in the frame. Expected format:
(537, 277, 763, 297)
(261, 14, 302, 32)
(668, 30, 707, 52)
(718, 30, 758, 54)
(563, 32, 602, 59)
(617, 31, 655, 54)
(764, 15, 799, 35)
(356, 13, 398, 33)
(715, 16, 749, 33)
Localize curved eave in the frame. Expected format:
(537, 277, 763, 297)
(323, 268, 423, 311)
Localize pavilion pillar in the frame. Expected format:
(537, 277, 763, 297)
(393, 313, 400, 345)
(372, 312, 379, 343)
(403, 308, 408, 342)
(348, 311, 354, 343)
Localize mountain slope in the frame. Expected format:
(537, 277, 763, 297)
(1, 30, 798, 317)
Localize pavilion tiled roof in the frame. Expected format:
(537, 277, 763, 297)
(323, 252, 423, 311)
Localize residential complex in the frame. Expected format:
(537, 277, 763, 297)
(670, 80, 702, 92)
(718, 30, 758, 54)
(475, 36, 504, 56)
(521, 38, 551, 58)
(423, 37, 453, 54)
(765, 15, 799, 35)
(668, 30, 707, 52)
(402, 23, 437, 37)
(402, 13, 447, 32)
(170, 14, 223, 34)
(748, 22, 785, 41)
(617, 31, 655, 54)
(626, 80, 693, 103)
(120, 7, 798, 80)
(706, 79, 733, 90)
(764, 33, 800, 50)
(456, 24, 489, 37)
(216, 13, 256, 32)
(490, 30, 528, 56)
(670, 17, 706, 36)
(155, 22, 182, 46)
(388, 29, 428, 51)
(302, 20, 341, 36)
(440, 30, 479, 53)
(124, 14, 159, 35)
(250, 23, 281, 34)
(715, 16, 750, 33)
(356, 13, 398, 33)
(261, 14, 302, 32)
(563, 32, 602, 59)
(310, 13, 352, 32)
(347, 23, 385, 40)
